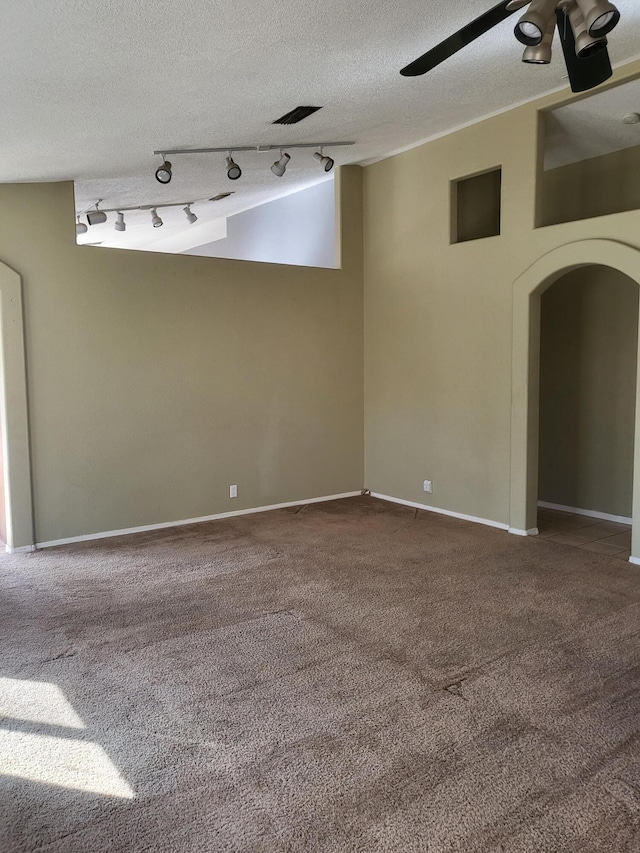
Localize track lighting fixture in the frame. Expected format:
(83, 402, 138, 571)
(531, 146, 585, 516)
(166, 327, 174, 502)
(153, 142, 354, 181)
(155, 159, 172, 185)
(271, 152, 291, 177)
(76, 193, 231, 236)
(514, 0, 558, 45)
(226, 155, 242, 180)
(87, 204, 107, 226)
(575, 0, 620, 36)
(314, 151, 334, 172)
(522, 14, 555, 63)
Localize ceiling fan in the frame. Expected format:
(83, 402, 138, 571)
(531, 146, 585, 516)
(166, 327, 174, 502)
(401, 0, 621, 93)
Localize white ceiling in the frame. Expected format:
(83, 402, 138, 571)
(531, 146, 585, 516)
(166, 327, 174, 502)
(3, 0, 640, 248)
(544, 76, 640, 170)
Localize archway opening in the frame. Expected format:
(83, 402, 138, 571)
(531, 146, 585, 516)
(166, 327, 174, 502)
(0, 260, 34, 553)
(536, 265, 637, 560)
(510, 240, 640, 564)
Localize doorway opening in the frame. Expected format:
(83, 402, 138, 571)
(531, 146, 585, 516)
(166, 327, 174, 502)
(0, 405, 6, 547)
(0, 260, 34, 552)
(536, 265, 637, 560)
(509, 239, 640, 563)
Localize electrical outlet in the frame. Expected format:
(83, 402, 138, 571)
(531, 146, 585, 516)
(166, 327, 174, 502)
(423, 480, 433, 494)
(230, 485, 238, 498)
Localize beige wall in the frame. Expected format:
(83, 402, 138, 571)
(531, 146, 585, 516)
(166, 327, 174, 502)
(5, 63, 640, 545)
(538, 266, 638, 518)
(0, 167, 364, 543)
(364, 62, 640, 526)
(542, 143, 640, 227)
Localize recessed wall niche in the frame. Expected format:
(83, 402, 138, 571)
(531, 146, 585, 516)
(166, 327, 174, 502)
(538, 77, 640, 228)
(451, 167, 502, 244)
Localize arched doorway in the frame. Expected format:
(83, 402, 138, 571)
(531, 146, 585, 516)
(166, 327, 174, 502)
(0, 260, 34, 552)
(509, 240, 640, 564)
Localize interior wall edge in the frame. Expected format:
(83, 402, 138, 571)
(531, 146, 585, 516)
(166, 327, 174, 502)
(369, 492, 510, 531)
(538, 501, 632, 526)
(34, 491, 365, 550)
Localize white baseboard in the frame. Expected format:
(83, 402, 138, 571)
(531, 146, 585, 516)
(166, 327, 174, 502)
(34, 491, 363, 550)
(369, 493, 509, 531)
(508, 527, 539, 537)
(5, 544, 36, 554)
(629, 556, 640, 566)
(538, 501, 632, 526)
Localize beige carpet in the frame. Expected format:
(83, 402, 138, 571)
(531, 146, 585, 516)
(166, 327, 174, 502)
(2, 496, 640, 852)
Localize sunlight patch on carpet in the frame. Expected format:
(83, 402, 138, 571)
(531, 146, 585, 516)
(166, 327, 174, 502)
(0, 729, 135, 798)
(0, 677, 85, 729)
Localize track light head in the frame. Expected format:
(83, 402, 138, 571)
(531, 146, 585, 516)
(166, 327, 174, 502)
(271, 152, 291, 177)
(184, 205, 198, 224)
(114, 211, 126, 232)
(151, 208, 163, 228)
(87, 209, 107, 226)
(155, 159, 172, 184)
(575, 0, 620, 37)
(514, 0, 557, 45)
(568, 3, 608, 58)
(226, 156, 242, 180)
(313, 151, 334, 172)
(75, 216, 88, 235)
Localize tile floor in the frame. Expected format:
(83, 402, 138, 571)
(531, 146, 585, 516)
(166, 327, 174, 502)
(536, 507, 631, 561)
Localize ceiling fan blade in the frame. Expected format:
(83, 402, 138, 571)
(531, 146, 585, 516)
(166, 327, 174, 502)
(555, 9, 612, 93)
(400, 1, 520, 77)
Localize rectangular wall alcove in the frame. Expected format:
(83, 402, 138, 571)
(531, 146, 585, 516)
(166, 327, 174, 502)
(451, 167, 502, 244)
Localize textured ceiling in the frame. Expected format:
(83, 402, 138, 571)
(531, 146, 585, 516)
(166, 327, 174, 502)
(544, 77, 640, 170)
(3, 0, 640, 246)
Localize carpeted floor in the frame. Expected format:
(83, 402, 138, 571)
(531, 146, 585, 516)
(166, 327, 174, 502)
(2, 495, 640, 852)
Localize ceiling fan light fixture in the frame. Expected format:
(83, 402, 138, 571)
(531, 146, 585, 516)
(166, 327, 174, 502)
(516, 20, 543, 44)
(568, 3, 608, 58)
(398, 0, 614, 94)
(575, 0, 620, 36)
(514, 0, 558, 45)
(522, 43, 551, 63)
(522, 14, 555, 64)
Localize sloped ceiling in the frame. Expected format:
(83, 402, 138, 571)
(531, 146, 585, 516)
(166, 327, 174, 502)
(2, 0, 640, 244)
(544, 77, 640, 170)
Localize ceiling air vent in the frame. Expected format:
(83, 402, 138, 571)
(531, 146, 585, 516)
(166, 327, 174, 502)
(272, 106, 322, 125)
